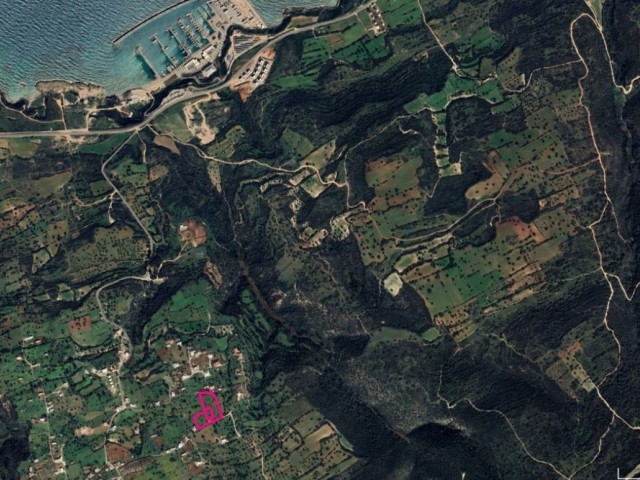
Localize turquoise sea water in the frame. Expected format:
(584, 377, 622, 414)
(0, 0, 336, 102)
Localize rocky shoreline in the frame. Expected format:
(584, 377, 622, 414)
(0, 0, 351, 127)
(36, 80, 105, 100)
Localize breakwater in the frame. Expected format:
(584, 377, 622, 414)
(113, 0, 195, 47)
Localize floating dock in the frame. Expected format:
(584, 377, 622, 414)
(167, 28, 191, 56)
(178, 18, 202, 47)
(188, 13, 209, 39)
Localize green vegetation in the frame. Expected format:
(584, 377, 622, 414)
(1, 0, 639, 479)
(79, 133, 131, 155)
(378, 0, 422, 28)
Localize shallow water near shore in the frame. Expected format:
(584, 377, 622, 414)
(0, 0, 336, 102)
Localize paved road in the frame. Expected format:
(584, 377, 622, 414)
(0, 5, 368, 140)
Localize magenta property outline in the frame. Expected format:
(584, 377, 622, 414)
(192, 390, 224, 431)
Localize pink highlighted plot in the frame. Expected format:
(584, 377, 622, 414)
(192, 390, 224, 431)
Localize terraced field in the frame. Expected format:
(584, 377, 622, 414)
(2, 0, 640, 479)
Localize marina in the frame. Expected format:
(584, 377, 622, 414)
(0, 0, 337, 102)
(117, 0, 266, 82)
(113, 0, 196, 48)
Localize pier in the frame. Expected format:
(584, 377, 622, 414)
(135, 46, 162, 79)
(167, 28, 191, 56)
(113, 0, 196, 47)
(202, 2, 214, 16)
(188, 13, 210, 39)
(116, 0, 267, 89)
(198, 6, 212, 19)
(153, 34, 180, 69)
(178, 18, 202, 47)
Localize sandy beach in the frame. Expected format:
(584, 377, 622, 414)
(235, 0, 268, 28)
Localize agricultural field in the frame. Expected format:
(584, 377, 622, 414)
(2, 0, 640, 479)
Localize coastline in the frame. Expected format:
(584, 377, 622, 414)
(112, 0, 195, 47)
(1, 79, 108, 109)
(36, 80, 105, 100)
(236, 0, 268, 29)
(0, 0, 346, 119)
(280, 0, 339, 20)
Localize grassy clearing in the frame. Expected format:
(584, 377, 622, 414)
(282, 128, 315, 160)
(378, 0, 423, 28)
(144, 279, 217, 339)
(79, 133, 130, 155)
(152, 104, 192, 143)
(0, 138, 40, 158)
(208, 125, 245, 159)
(421, 327, 442, 342)
(367, 327, 422, 350)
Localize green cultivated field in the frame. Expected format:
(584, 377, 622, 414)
(0, 0, 638, 478)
